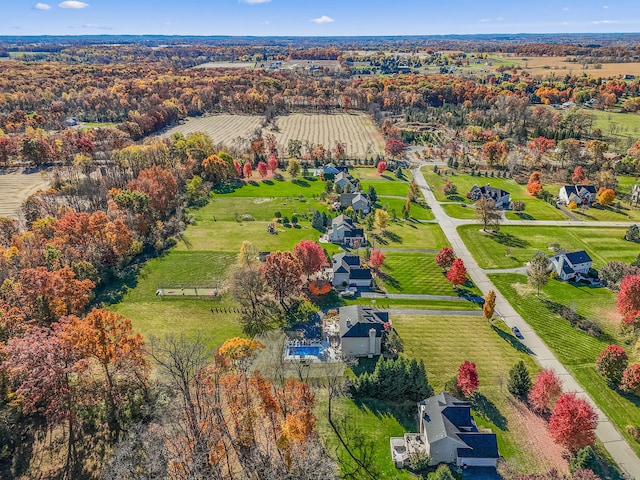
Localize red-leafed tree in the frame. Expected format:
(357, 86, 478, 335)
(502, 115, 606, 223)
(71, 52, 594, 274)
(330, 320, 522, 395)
(528, 368, 563, 413)
(616, 275, 640, 322)
(446, 258, 467, 288)
(377, 161, 387, 175)
(257, 161, 268, 178)
(548, 393, 597, 452)
(572, 166, 586, 184)
(620, 363, 640, 394)
(369, 249, 386, 271)
(528, 136, 556, 163)
(457, 360, 479, 397)
(385, 138, 406, 159)
(435, 246, 456, 272)
(243, 161, 253, 178)
(267, 154, 278, 173)
(233, 158, 242, 177)
(127, 165, 177, 219)
(595, 345, 628, 385)
(293, 240, 326, 280)
(262, 251, 303, 309)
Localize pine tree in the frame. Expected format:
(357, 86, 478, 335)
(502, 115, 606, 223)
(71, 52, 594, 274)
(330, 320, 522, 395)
(507, 360, 532, 398)
(311, 210, 324, 231)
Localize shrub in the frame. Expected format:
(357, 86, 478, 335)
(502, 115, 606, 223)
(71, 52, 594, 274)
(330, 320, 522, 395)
(511, 201, 525, 211)
(507, 360, 532, 398)
(443, 181, 458, 197)
(274, 211, 282, 218)
(240, 214, 255, 221)
(595, 345, 628, 386)
(627, 425, 640, 443)
(625, 224, 640, 243)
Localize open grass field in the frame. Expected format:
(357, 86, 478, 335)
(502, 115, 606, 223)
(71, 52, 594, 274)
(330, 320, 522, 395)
(379, 252, 481, 298)
(0, 169, 50, 219)
(370, 222, 448, 251)
(192, 61, 255, 69)
(458, 224, 637, 270)
(422, 167, 567, 221)
(489, 274, 640, 457)
(164, 113, 385, 160)
(377, 197, 434, 220)
(589, 108, 640, 143)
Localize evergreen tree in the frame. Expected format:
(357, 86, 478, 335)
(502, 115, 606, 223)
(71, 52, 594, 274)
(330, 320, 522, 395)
(395, 166, 403, 178)
(311, 210, 324, 231)
(507, 360, 532, 398)
(367, 185, 377, 203)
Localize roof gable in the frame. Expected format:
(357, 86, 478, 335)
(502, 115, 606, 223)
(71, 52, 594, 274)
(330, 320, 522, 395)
(564, 250, 592, 265)
(339, 305, 387, 338)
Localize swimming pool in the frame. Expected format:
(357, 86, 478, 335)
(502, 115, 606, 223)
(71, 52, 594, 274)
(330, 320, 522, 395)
(288, 345, 322, 357)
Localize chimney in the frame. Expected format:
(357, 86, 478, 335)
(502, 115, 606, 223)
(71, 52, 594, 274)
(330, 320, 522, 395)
(368, 328, 376, 358)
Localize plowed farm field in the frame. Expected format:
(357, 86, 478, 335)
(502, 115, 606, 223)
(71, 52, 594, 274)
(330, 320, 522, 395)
(165, 113, 385, 159)
(0, 170, 50, 219)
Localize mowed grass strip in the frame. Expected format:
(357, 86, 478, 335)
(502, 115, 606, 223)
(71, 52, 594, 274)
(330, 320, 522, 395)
(422, 167, 566, 221)
(193, 196, 332, 223)
(377, 197, 434, 220)
(489, 274, 640, 456)
(371, 222, 448, 251)
(458, 224, 637, 270)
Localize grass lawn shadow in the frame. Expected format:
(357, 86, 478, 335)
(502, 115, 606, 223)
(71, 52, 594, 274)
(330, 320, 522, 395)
(470, 392, 508, 431)
(515, 212, 535, 220)
(292, 179, 311, 187)
(378, 271, 400, 290)
(382, 229, 402, 244)
(490, 232, 530, 249)
(353, 396, 418, 432)
(446, 195, 466, 202)
(490, 324, 534, 355)
(94, 263, 142, 306)
(262, 179, 274, 185)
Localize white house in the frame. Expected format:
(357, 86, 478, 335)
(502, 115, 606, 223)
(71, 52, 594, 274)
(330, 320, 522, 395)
(549, 250, 593, 281)
(332, 252, 372, 288)
(390, 393, 499, 469)
(558, 185, 597, 206)
(326, 214, 365, 248)
(468, 184, 511, 209)
(338, 305, 387, 358)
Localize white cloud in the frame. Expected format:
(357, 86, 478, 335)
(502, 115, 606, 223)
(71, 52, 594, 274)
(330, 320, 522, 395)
(239, 0, 271, 4)
(562, 6, 569, 11)
(592, 19, 620, 24)
(311, 15, 334, 24)
(34, 3, 52, 10)
(83, 23, 111, 29)
(603, 5, 609, 8)
(480, 17, 503, 23)
(58, 1, 89, 8)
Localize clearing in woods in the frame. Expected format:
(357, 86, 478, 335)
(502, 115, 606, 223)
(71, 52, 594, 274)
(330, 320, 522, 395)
(0, 170, 50, 219)
(164, 113, 386, 159)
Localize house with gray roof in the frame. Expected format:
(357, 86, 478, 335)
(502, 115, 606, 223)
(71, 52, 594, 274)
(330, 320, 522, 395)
(334, 171, 356, 193)
(469, 184, 510, 209)
(558, 185, 597, 206)
(549, 250, 592, 282)
(332, 252, 372, 288)
(339, 305, 388, 358)
(339, 192, 371, 214)
(326, 214, 366, 248)
(390, 393, 499, 469)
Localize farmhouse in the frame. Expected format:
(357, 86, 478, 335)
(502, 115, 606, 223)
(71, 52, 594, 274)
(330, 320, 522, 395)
(390, 393, 499, 469)
(558, 185, 597, 206)
(339, 192, 371, 214)
(334, 171, 356, 192)
(339, 305, 387, 358)
(549, 250, 593, 282)
(326, 214, 366, 248)
(331, 252, 372, 288)
(631, 184, 640, 205)
(468, 184, 510, 209)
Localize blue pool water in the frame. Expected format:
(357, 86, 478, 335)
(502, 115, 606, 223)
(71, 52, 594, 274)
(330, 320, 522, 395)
(289, 346, 322, 357)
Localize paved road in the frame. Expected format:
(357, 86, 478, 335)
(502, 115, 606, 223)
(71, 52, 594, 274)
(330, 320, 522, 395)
(412, 163, 640, 478)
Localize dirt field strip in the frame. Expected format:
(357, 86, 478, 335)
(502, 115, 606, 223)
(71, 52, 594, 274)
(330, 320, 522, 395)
(0, 170, 50, 219)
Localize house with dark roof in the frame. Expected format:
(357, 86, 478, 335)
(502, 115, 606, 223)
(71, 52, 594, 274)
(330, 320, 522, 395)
(332, 252, 372, 288)
(326, 214, 366, 248)
(549, 250, 593, 282)
(334, 171, 356, 193)
(558, 185, 597, 206)
(390, 393, 499, 469)
(468, 184, 510, 209)
(339, 305, 388, 358)
(631, 184, 640, 205)
(339, 192, 371, 214)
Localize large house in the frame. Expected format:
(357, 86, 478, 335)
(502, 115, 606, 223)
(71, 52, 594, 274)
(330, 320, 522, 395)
(558, 185, 597, 206)
(468, 184, 510, 209)
(339, 192, 371, 214)
(390, 393, 499, 469)
(631, 184, 640, 205)
(334, 171, 356, 193)
(332, 252, 372, 288)
(326, 214, 365, 248)
(549, 250, 593, 281)
(339, 305, 388, 358)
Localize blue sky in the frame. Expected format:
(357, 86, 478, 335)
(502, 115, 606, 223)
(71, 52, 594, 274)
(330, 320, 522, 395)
(2, 0, 639, 36)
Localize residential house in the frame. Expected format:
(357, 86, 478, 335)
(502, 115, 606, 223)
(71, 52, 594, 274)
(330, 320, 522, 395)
(323, 163, 340, 176)
(339, 305, 387, 358)
(332, 252, 372, 288)
(558, 185, 597, 206)
(390, 393, 499, 469)
(631, 184, 640, 205)
(469, 184, 510, 209)
(549, 250, 593, 281)
(327, 214, 366, 248)
(334, 171, 356, 193)
(339, 192, 371, 214)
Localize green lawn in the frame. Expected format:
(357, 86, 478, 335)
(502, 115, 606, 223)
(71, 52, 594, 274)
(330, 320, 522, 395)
(618, 175, 639, 196)
(422, 167, 567, 221)
(221, 177, 326, 198)
(458, 224, 637, 270)
(380, 253, 481, 298)
(442, 203, 477, 219)
(589, 109, 640, 142)
(350, 167, 413, 183)
(369, 222, 448, 251)
(195, 196, 332, 223)
(489, 274, 640, 457)
(378, 196, 434, 220)
(570, 203, 640, 222)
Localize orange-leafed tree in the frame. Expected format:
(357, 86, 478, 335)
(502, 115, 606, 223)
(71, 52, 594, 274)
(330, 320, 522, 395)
(127, 165, 177, 219)
(483, 290, 496, 319)
(262, 251, 303, 310)
(597, 188, 615, 206)
(526, 171, 543, 195)
(60, 308, 148, 440)
(571, 166, 586, 184)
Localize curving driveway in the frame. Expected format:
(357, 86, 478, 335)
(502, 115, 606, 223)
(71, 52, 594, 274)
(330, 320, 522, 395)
(412, 163, 640, 478)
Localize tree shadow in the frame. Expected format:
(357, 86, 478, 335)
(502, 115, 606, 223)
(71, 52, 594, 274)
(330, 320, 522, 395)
(377, 270, 400, 290)
(262, 179, 274, 185)
(370, 233, 389, 245)
(446, 195, 466, 202)
(292, 179, 310, 187)
(382, 230, 402, 244)
(353, 397, 418, 432)
(515, 212, 535, 220)
(247, 180, 259, 186)
(470, 392, 508, 431)
(489, 232, 530, 249)
(93, 263, 142, 306)
(490, 324, 534, 355)
(456, 287, 484, 303)
(213, 181, 243, 194)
